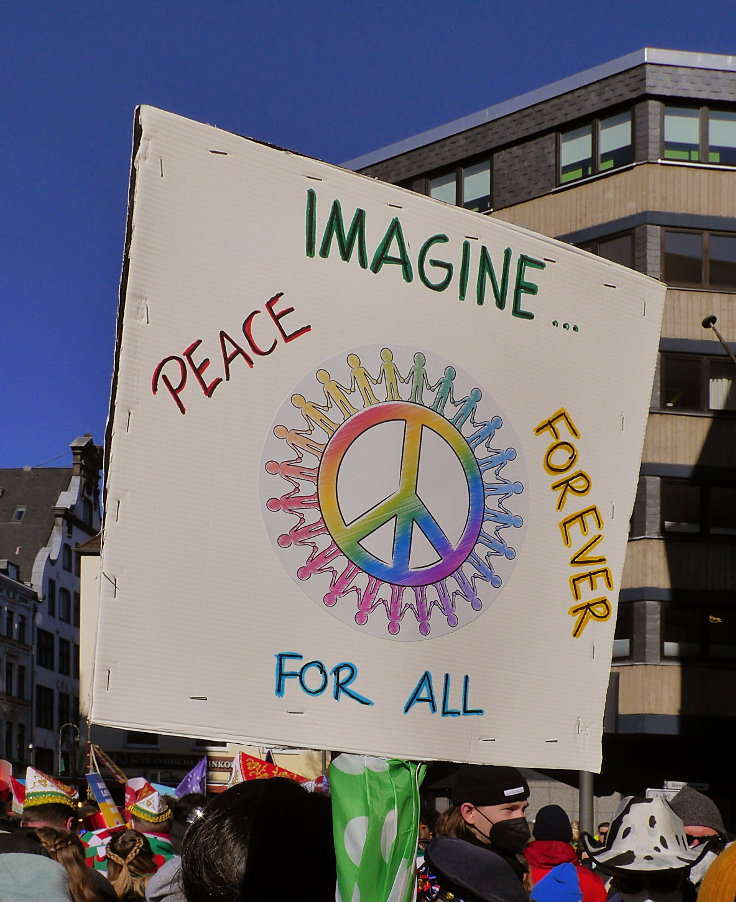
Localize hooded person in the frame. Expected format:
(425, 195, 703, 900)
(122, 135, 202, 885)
(581, 796, 712, 902)
(432, 764, 531, 882)
(526, 805, 607, 902)
(668, 786, 730, 887)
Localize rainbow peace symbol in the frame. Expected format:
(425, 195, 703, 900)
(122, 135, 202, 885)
(260, 345, 528, 641)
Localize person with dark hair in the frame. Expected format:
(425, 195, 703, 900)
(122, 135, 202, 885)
(106, 829, 158, 900)
(145, 794, 210, 902)
(180, 777, 335, 902)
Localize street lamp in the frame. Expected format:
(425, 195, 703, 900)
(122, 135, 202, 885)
(57, 722, 81, 777)
(702, 315, 736, 366)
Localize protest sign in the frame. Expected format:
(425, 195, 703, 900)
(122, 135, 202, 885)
(90, 106, 665, 771)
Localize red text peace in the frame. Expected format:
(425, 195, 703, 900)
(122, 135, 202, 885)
(151, 293, 311, 414)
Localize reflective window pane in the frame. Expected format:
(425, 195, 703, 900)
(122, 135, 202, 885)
(664, 230, 703, 284)
(612, 603, 632, 658)
(709, 234, 736, 287)
(662, 606, 700, 658)
(708, 110, 736, 165)
(707, 609, 736, 659)
(560, 125, 593, 183)
(429, 172, 456, 204)
(662, 356, 701, 409)
(664, 107, 700, 161)
(600, 111, 633, 170)
(710, 486, 736, 535)
(462, 160, 491, 212)
(709, 360, 736, 411)
(662, 481, 700, 533)
(597, 234, 634, 267)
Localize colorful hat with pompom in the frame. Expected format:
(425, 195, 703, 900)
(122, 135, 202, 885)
(126, 781, 171, 823)
(23, 767, 78, 809)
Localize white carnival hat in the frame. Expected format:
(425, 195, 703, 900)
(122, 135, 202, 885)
(581, 796, 712, 872)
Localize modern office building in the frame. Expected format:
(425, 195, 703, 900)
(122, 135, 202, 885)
(0, 435, 102, 773)
(346, 49, 736, 814)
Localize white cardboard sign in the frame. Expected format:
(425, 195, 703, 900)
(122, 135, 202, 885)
(91, 106, 665, 771)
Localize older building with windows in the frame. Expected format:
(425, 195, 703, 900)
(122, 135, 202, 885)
(0, 435, 102, 774)
(0, 569, 36, 771)
(347, 49, 736, 814)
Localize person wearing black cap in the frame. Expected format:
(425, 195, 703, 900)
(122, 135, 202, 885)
(436, 764, 532, 881)
(526, 805, 606, 902)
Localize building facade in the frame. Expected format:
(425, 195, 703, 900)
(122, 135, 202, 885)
(0, 435, 102, 773)
(0, 570, 37, 771)
(347, 49, 736, 816)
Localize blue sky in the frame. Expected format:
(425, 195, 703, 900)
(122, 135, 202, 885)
(3, 1, 734, 468)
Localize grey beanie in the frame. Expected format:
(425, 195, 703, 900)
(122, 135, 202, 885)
(669, 786, 726, 837)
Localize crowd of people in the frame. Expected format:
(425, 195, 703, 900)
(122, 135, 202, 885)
(0, 762, 735, 902)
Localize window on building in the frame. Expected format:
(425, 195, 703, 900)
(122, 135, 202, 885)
(16, 724, 25, 762)
(47, 578, 56, 617)
(6, 563, 19, 581)
(62, 544, 72, 572)
(4, 611, 13, 639)
(81, 498, 93, 526)
(59, 638, 71, 676)
(660, 354, 736, 411)
(662, 605, 701, 658)
(559, 110, 633, 184)
(662, 479, 736, 537)
(58, 692, 70, 731)
(36, 747, 53, 772)
(17, 615, 26, 645)
(73, 592, 80, 628)
(11, 506, 26, 522)
(612, 602, 632, 659)
(5, 723, 12, 761)
(125, 731, 159, 747)
(36, 686, 54, 730)
(662, 603, 736, 660)
(578, 231, 635, 269)
(427, 158, 492, 213)
(37, 628, 55, 670)
(59, 588, 71, 623)
(74, 553, 80, 578)
(17, 666, 26, 701)
(194, 738, 227, 748)
(663, 229, 736, 289)
(5, 662, 13, 697)
(663, 105, 736, 166)
(73, 643, 80, 680)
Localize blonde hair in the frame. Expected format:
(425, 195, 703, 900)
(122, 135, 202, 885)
(106, 829, 157, 899)
(34, 827, 98, 902)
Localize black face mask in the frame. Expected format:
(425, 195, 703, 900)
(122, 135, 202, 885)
(488, 818, 532, 853)
(472, 808, 531, 853)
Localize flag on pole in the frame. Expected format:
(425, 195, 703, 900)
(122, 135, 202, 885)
(175, 756, 208, 797)
(86, 773, 125, 828)
(330, 756, 425, 902)
(89, 744, 127, 784)
(226, 751, 309, 788)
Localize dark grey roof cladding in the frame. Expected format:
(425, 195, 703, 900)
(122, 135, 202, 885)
(344, 48, 736, 170)
(0, 468, 71, 582)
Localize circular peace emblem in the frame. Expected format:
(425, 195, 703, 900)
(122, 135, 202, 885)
(260, 345, 528, 641)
